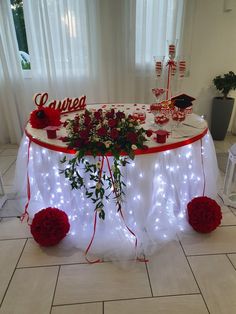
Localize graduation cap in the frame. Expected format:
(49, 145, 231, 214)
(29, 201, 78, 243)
(171, 94, 195, 109)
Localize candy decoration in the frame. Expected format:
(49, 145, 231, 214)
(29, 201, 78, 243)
(155, 61, 162, 77)
(155, 115, 169, 126)
(179, 60, 186, 78)
(152, 88, 165, 99)
(169, 44, 176, 59)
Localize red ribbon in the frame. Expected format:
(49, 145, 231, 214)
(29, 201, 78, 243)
(84, 211, 101, 264)
(25, 128, 208, 156)
(21, 139, 31, 225)
(166, 60, 177, 100)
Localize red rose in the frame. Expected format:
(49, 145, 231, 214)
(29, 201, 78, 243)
(110, 129, 119, 139)
(79, 129, 89, 139)
(45, 107, 61, 126)
(116, 111, 125, 120)
(187, 196, 222, 233)
(108, 119, 118, 128)
(94, 110, 102, 120)
(31, 208, 70, 246)
(146, 129, 153, 137)
(106, 109, 115, 119)
(84, 116, 91, 126)
(127, 131, 138, 144)
(97, 127, 107, 137)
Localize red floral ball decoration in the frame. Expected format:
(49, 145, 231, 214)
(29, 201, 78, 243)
(30, 107, 61, 129)
(31, 207, 70, 246)
(187, 196, 222, 233)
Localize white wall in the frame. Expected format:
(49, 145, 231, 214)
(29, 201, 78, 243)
(182, 0, 236, 129)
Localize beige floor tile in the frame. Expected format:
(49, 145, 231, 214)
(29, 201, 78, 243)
(18, 238, 85, 267)
(2, 163, 15, 186)
(54, 262, 151, 305)
(104, 295, 208, 314)
(220, 205, 236, 225)
(0, 200, 21, 218)
(1, 144, 18, 149)
(51, 303, 103, 314)
(227, 253, 236, 268)
(0, 239, 26, 303)
(0, 266, 58, 314)
(0, 218, 31, 240)
(0, 149, 18, 157)
(0, 157, 15, 175)
(188, 255, 236, 314)
(2, 186, 16, 196)
(180, 226, 236, 255)
(214, 139, 232, 154)
(147, 240, 198, 296)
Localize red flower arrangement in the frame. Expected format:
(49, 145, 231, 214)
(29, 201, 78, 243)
(187, 196, 222, 233)
(31, 207, 70, 246)
(30, 107, 61, 129)
(60, 108, 150, 219)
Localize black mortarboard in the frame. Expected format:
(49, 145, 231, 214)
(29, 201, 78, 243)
(171, 94, 195, 109)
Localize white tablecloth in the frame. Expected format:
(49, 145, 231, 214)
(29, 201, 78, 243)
(14, 124, 218, 261)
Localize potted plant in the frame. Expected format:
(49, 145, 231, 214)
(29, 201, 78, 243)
(211, 71, 236, 140)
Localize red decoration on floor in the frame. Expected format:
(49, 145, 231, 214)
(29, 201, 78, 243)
(30, 107, 61, 129)
(31, 207, 70, 246)
(187, 196, 222, 233)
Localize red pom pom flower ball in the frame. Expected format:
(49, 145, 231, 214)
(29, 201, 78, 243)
(31, 207, 70, 246)
(187, 196, 222, 233)
(30, 107, 61, 129)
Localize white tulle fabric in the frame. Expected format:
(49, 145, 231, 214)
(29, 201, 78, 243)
(15, 132, 218, 261)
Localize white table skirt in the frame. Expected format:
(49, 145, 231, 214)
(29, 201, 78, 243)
(14, 131, 218, 260)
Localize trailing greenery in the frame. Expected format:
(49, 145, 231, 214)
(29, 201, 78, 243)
(213, 71, 236, 98)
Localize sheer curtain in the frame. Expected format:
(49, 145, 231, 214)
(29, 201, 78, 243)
(0, 0, 189, 144)
(23, 0, 187, 104)
(0, 1, 27, 144)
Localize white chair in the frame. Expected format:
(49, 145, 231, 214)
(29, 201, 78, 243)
(0, 174, 7, 208)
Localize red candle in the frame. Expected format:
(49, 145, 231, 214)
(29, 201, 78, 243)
(45, 126, 58, 139)
(155, 130, 170, 144)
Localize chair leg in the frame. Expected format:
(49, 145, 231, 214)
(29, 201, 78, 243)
(0, 174, 7, 208)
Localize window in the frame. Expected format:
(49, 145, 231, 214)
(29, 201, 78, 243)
(11, 0, 31, 70)
(135, 0, 184, 65)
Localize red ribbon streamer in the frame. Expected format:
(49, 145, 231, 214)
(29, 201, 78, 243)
(21, 139, 32, 225)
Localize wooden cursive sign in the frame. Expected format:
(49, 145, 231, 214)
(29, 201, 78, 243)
(34, 92, 86, 113)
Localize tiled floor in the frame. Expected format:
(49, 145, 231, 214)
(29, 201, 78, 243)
(0, 135, 236, 314)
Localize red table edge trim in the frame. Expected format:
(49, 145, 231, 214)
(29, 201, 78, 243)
(24, 127, 208, 155)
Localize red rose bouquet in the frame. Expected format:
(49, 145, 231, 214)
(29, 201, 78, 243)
(60, 109, 150, 219)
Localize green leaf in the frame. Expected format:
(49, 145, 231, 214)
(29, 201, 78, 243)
(60, 156, 67, 163)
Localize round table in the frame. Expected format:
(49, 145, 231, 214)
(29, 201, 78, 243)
(15, 104, 218, 261)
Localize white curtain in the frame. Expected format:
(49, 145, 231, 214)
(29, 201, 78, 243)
(23, 0, 186, 104)
(0, 1, 27, 144)
(0, 0, 190, 144)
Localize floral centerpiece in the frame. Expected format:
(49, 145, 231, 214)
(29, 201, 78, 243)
(60, 108, 152, 220)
